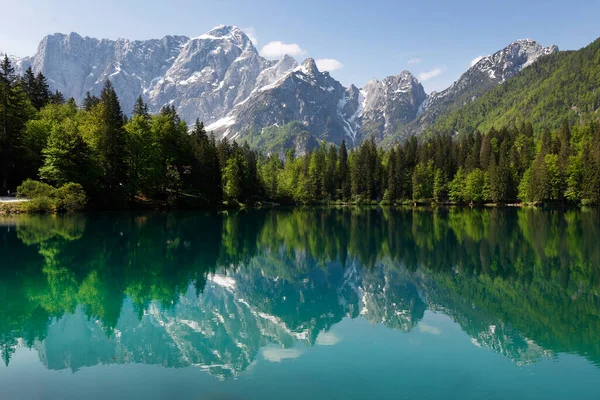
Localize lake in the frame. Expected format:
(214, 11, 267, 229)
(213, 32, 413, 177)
(0, 207, 599, 399)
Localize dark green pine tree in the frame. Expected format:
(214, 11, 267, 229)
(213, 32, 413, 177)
(33, 72, 51, 109)
(557, 118, 571, 167)
(324, 144, 338, 200)
(241, 141, 260, 203)
(0, 55, 35, 191)
(337, 141, 350, 201)
(386, 147, 398, 202)
(21, 67, 37, 104)
(190, 119, 221, 203)
(20, 68, 50, 110)
(161, 104, 180, 125)
(99, 80, 128, 203)
(132, 95, 149, 119)
(83, 91, 100, 111)
(581, 133, 600, 204)
(50, 90, 65, 104)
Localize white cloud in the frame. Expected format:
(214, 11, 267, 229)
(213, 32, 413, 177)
(315, 331, 342, 346)
(262, 347, 303, 363)
(242, 27, 258, 46)
(418, 67, 445, 82)
(315, 58, 344, 72)
(260, 41, 307, 59)
(471, 56, 484, 67)
(407, 57, 422, 64)
(418, 323, 441, 335)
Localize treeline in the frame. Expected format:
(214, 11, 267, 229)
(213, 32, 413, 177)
(2, 54, 600, 207)
(262, 120, 600, 205)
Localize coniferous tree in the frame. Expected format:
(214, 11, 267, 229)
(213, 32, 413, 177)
(0, 56, 35, 191)
(33, 72, 51, 109)
(83, 91, 100, 111)
(324, 144, 338, 200)
(20, 68, 50, 110)
(240, 142, 259, 203)
(337, 141, 350, 200)
(386, 147, 398, 202)
(190, 119, 221, 203)
(132, 95, 149, 119)
(21, 67, 37, 104)
(50, 90, 65, 104)
(99, 80, 128, 202)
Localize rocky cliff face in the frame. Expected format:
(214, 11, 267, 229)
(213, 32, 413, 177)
(359, 71, 427, 141)
(208, 58, 351, 144)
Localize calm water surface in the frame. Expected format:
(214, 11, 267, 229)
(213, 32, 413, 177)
(0, 207, 599, 399)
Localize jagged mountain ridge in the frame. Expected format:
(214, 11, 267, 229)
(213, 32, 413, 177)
(5, 27, 557, 147)
(10, 26, 296, 126)
(206, 60, 431, 147)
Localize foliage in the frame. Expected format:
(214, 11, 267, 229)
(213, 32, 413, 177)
(17, 179, 87, 213)
(54, 183, 87, 212)
(17, 179, 55, 199)
(428, 39, 600, 136)
(22, 195, 55, 213)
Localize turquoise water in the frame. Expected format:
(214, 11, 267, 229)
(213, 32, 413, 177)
(0, 207, 599, 399)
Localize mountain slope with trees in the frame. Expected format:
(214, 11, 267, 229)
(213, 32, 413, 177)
(428, 38, 600, 136)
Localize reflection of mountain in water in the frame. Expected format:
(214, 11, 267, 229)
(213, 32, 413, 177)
(34, 258, 547, 376)
(1, 207, 599, 375)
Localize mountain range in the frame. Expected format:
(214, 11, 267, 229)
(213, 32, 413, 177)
(3, 25, 559, 149)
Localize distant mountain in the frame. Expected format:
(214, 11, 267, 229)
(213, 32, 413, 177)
(427, 38, 600, 135)
(4, 27, 561, 149)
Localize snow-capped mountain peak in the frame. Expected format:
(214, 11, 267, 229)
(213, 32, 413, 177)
(3, 29, 559, 149)
(10, 25, 295, 126)
(193, 25, 253, 49)
(468, 38, 558, 82)
(297, 58, 319, 76)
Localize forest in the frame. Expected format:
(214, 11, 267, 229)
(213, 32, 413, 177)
(1, 54, 600, 210)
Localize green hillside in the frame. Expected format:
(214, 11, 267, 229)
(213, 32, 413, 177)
(428, 38, 600, 135)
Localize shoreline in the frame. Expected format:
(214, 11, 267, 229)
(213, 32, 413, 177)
(0, 199, 590, 215)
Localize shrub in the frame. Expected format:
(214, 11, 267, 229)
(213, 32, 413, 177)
(55, 183, 87, 212)
(17, 179, 55, 199)
(16, 180, 87, 213)
(22, 196, 55, 213)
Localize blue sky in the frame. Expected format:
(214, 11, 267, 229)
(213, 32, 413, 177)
(1, 0, 599, 92)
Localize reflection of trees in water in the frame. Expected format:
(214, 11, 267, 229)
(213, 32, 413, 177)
(0, 207, 599, 372)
